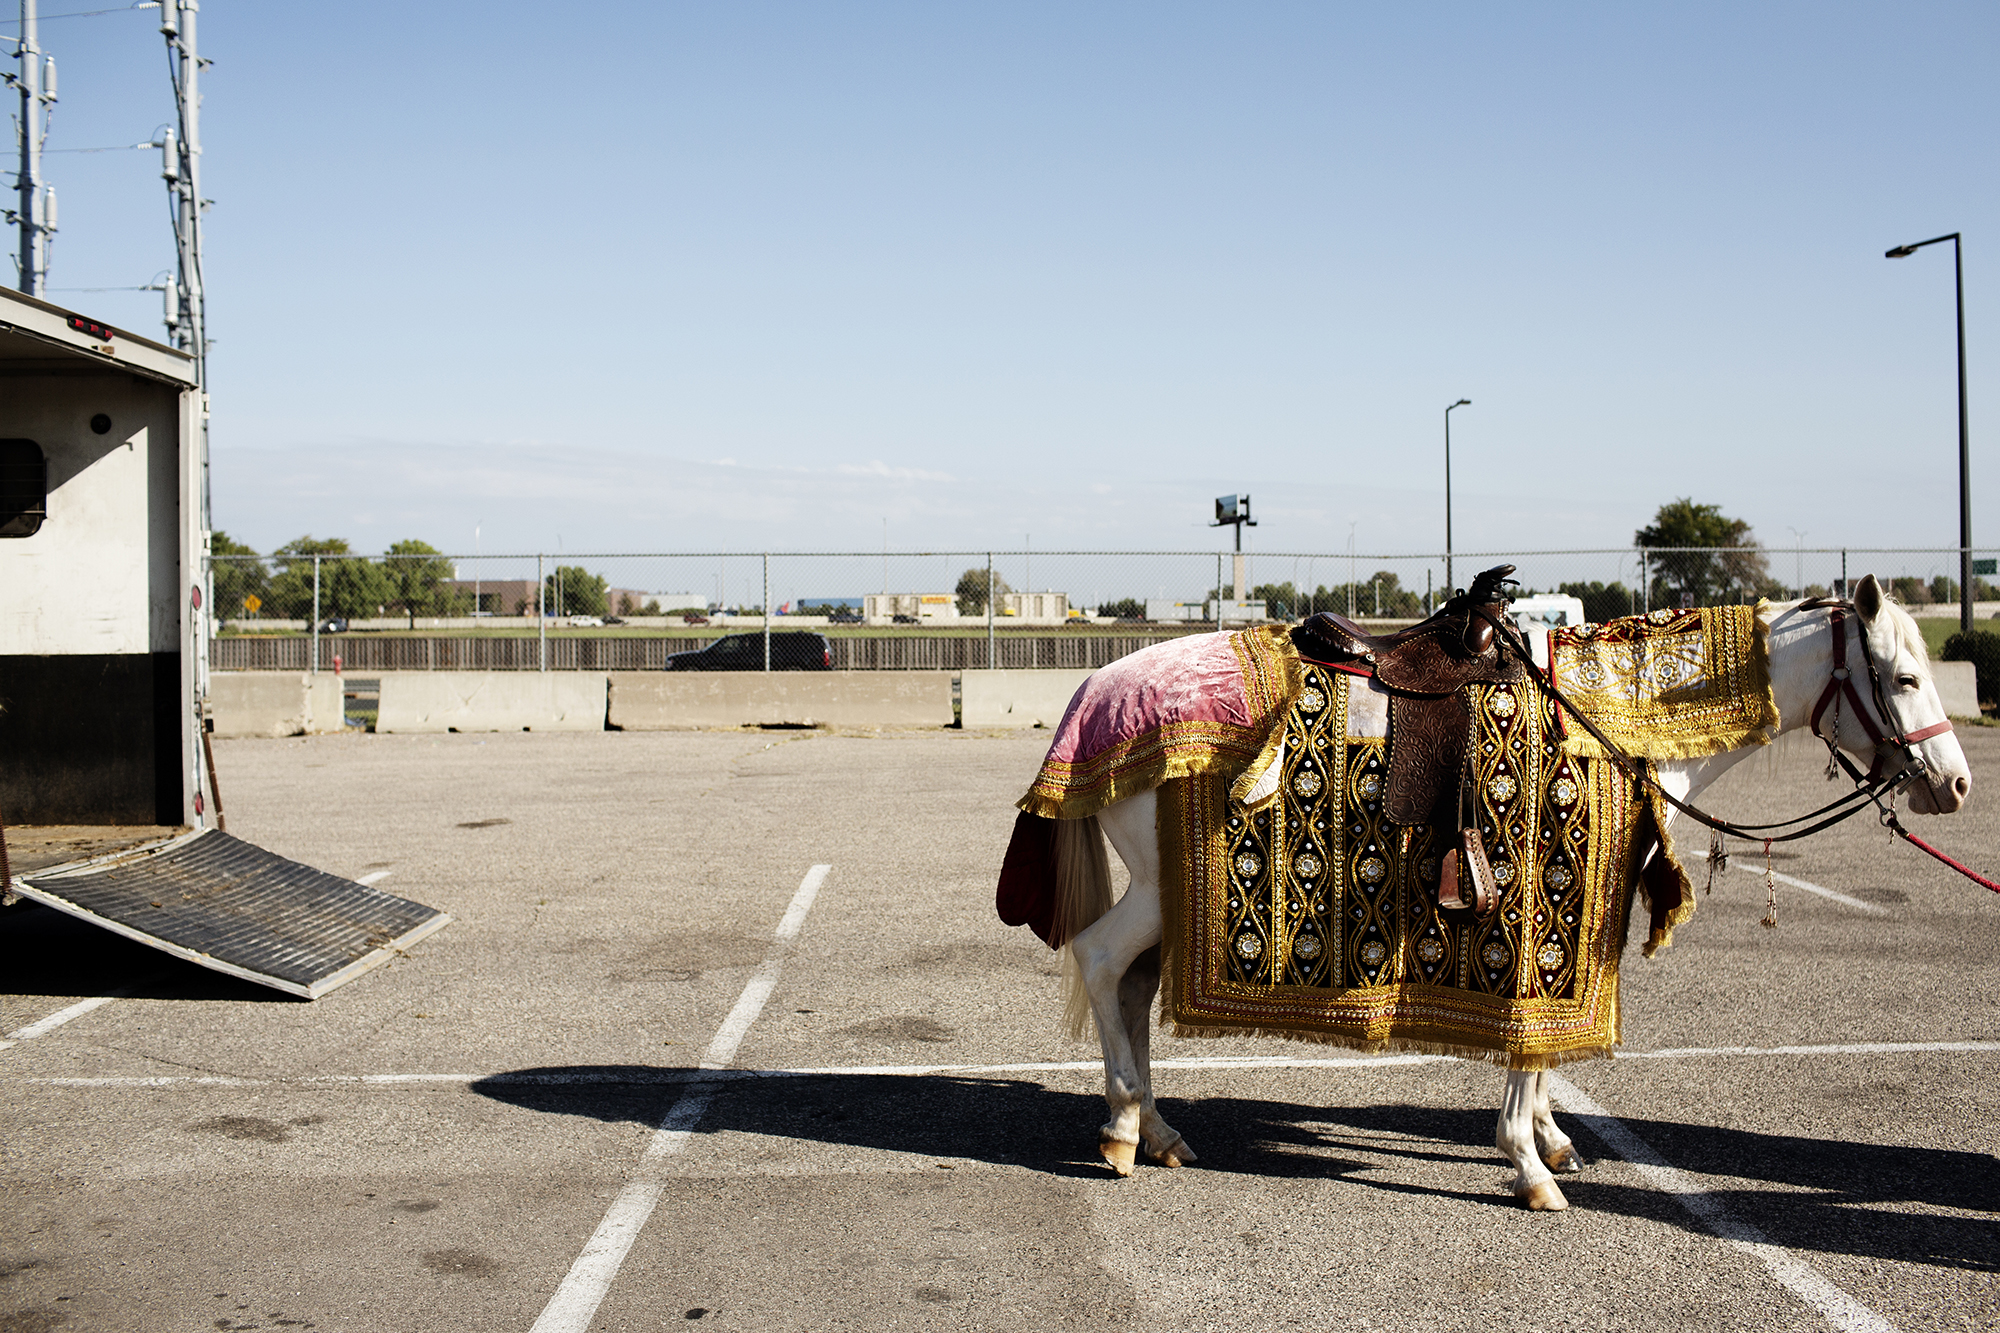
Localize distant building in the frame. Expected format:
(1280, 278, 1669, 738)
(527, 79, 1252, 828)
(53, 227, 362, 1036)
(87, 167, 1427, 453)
(440, 579, 691, 616)
(863, 591, 1069, 623)
(1146, 598, 1267, 622)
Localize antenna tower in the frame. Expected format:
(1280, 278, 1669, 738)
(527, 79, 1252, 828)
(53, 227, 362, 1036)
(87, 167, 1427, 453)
(159, 0, 205, 391)
(10, 0, 57, 295)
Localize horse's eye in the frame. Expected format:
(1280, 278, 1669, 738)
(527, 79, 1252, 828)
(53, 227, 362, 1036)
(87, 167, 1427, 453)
(1897, 674, 1920, 690)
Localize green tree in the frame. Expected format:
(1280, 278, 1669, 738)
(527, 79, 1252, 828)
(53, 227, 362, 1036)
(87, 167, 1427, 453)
(1297, 571, 1423, 619)
(210, 530, 269, 623)
(1096, 597, 1144, 620)
(544, 564, 609, 617)
(955, 567, 1012, 616)
(383, 539, 459, 628)
(1635, 499, 1771, 607)
(1889, 576, 1931, 606)
(270, 536, 392, 623)
(1557, 581, 1636, 625)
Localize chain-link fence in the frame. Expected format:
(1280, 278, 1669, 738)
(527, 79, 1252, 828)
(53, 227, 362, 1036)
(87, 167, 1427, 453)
(207, 547, 2000, 672)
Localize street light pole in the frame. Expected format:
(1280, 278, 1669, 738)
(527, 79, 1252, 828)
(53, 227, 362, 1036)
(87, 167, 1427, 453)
(1886, 233, 1973, 632)
(1444, 399, 1471, 595)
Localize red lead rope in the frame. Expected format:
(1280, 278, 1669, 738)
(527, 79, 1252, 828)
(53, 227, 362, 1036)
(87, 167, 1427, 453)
(1890, 822, 2000, 894)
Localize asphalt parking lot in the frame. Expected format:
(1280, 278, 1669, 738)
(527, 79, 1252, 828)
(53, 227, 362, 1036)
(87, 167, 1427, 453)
(4, 721, 1998, 1332)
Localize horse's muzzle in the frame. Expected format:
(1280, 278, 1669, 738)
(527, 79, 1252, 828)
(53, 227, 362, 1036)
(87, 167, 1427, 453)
(1908, 771, 1971, 815)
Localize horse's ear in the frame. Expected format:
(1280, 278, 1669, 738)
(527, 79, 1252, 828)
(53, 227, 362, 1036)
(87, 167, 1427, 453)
(1854, 574, 1884, 624)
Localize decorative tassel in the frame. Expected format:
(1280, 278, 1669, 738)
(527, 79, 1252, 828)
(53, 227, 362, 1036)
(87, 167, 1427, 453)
(1704, 828, 1729, 894)
(1760, 838, 1779, 929)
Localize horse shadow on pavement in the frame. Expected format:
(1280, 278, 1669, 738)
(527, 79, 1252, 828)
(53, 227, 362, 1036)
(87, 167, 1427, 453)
(471, 1066, 1996, 1273)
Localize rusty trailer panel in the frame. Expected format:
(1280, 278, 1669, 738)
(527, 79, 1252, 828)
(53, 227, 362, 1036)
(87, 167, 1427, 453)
(12, 829, 451, 999)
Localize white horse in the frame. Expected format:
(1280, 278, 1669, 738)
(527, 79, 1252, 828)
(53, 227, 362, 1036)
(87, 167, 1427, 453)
(1055, 578, 1971, 1211)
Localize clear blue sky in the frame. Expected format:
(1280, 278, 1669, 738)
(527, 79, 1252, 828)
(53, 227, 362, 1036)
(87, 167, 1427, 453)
(21, 1, 1999, 562)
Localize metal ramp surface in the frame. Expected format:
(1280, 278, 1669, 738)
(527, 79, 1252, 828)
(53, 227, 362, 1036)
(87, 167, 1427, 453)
(11, 829, 451, 999)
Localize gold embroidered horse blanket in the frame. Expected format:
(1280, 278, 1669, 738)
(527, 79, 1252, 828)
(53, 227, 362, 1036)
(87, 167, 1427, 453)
(1160, 605, 1775, 1066)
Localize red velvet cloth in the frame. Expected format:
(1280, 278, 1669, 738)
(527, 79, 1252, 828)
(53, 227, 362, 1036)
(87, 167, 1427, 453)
(995, 809, 1059, 947)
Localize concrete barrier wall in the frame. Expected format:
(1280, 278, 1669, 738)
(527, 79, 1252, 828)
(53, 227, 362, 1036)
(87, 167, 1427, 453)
(1934, 660, 1980, 718)
(607, 671, 953, 729)
(960, 668, 1094, 728)
(376, 672, 608, 733)
(209, 672, 345, 737)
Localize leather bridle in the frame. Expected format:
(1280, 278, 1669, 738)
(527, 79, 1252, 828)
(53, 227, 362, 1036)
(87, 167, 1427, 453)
(1805, 601, 1954, 782)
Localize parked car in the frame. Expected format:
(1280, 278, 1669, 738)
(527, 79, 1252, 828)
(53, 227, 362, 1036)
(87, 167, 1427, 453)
(681, 612, 710, 625)
(664, 631, 832, 671)
(603, 615, 626, 626)
(565, 614, 604, 627)
(891, 613, 919, 624)
(827, 610, 862, 624)
(318, 617, 349, 633)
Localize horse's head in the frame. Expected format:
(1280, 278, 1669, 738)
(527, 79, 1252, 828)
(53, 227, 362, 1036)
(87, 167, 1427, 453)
(1827, 576, 1971, 814)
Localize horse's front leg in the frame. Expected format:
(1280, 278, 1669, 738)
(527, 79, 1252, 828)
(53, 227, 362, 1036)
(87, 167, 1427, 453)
(1496, 1068, 1568, 1210)
(1071, 883, 1162, 1176)
(1531, 1070, 1582, 1174)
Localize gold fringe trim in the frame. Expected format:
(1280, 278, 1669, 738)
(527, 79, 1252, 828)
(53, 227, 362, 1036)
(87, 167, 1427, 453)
(1228, 628, 1305, 807)
(1018, 750, 1240, 821)
(1160, 1020, 1620, 1071)
(1638, 795, 1699, 958)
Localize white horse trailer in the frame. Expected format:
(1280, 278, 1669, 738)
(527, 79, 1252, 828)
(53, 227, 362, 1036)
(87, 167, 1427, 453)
(0, 289, 451, 998)
(0, 287, 210, 828)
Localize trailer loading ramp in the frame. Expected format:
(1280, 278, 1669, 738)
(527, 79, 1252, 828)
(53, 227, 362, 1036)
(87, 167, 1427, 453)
(8, 828, 451, 999)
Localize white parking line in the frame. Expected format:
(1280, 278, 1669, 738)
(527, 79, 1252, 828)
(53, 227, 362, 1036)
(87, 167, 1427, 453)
(1733, 861, 1888, 915)
(356, 870, 393, 886)
(1548, 1073, 1898, 1333)
(9, 1039, 1997, 1089)
(1, 977, 160, 1051)
(528, 863, 831, 1333)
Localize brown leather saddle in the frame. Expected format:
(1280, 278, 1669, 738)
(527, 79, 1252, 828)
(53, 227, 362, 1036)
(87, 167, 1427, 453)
(1291, 565, 1527, 914)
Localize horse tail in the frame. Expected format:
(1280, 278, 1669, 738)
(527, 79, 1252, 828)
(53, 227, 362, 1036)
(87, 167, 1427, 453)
(1053, 814, 1113, 1040)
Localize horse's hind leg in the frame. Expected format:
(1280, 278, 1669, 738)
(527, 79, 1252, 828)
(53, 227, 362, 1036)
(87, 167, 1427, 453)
(1071, 882, 1160, 1175)
(1117, 944, 1196, 1167)
(1073, 789, 1187, 1177)
(1531, 1070, 1582, 1174)
(1497, 1067, 1568, 1211)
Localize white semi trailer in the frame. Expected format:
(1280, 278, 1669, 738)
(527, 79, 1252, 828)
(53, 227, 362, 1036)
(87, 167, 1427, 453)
(0, 289, 449, 999)
(0, 286, 212, 829)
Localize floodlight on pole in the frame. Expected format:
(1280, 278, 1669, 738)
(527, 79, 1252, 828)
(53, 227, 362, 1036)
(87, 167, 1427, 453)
(1211, 493, 1257, 604)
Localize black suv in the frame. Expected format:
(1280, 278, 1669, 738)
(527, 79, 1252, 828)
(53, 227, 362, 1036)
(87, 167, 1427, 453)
(663, 631, 832, 671)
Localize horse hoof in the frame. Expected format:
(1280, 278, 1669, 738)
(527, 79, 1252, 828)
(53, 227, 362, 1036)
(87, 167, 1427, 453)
(1099, 1135, 1137, 1177)
(1544, 1145, 1583, 1174)
(1518, 1179, 1569, 1212)
(1148, 1133, 1198, 1168)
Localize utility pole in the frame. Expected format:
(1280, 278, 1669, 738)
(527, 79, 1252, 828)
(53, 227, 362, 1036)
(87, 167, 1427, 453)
(159, 0, 206, 386)
(159, 0, 210, 544)
(11, 0, 56, 295)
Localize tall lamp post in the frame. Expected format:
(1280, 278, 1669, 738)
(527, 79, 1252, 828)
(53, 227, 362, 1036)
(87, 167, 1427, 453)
(1885, 233, 1973, 632)
(1444, 399, 1471, 594)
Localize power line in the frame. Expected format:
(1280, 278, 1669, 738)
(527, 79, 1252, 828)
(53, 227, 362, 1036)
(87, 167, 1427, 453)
(45, 140, 152, 153)
(0, 4, 157, 27)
